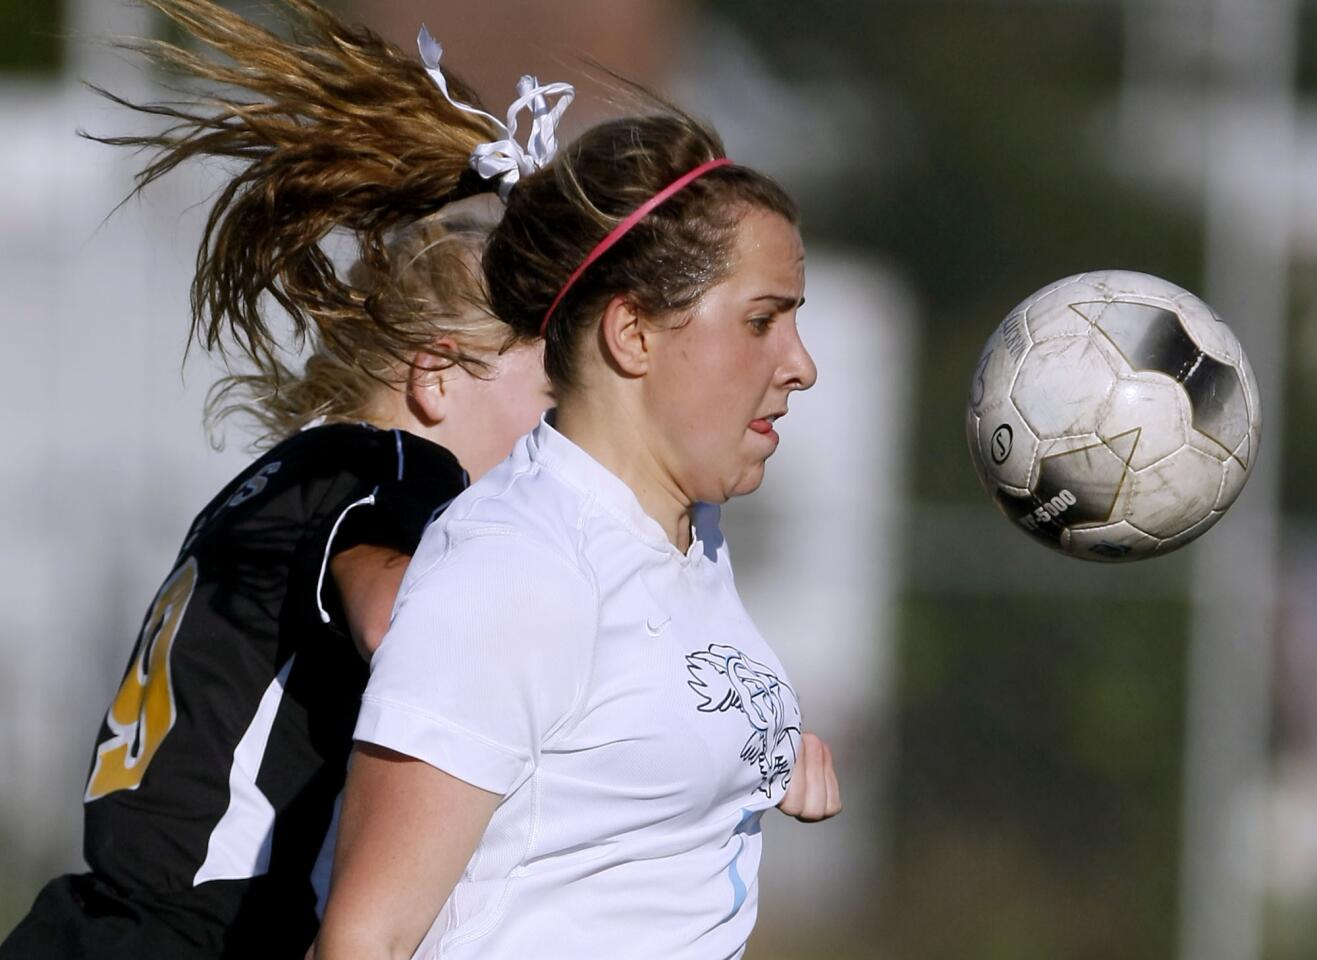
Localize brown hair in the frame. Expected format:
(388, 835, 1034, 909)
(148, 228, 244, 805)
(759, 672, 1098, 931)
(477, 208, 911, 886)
(485, 108, 798, 390)
(208, 196, 511, 440)
(89, 0, 522, 443)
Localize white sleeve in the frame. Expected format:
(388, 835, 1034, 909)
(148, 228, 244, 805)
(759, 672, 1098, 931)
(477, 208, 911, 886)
(354, 531, 596, 796)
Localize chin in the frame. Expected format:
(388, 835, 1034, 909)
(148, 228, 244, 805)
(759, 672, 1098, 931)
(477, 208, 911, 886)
(727, 465, 767, 500)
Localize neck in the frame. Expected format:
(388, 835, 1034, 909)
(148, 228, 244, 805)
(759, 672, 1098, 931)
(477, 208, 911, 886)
(554, 393, 694, 551)
(361, 389, 474, 477)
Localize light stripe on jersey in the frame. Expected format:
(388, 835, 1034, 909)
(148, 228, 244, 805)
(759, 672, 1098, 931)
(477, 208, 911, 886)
(193, 656, 295, 885)
(315, 493, 377, 626)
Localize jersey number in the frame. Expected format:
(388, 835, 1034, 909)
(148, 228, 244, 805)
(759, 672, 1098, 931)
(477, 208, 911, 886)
(85, 558, 198, 802)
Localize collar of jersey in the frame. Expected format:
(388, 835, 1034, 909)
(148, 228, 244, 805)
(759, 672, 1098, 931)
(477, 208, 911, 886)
(528, 413, 706, 562)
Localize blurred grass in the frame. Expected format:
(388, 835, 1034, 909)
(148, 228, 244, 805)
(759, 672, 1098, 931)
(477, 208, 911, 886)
(876, 592, 1187, 960)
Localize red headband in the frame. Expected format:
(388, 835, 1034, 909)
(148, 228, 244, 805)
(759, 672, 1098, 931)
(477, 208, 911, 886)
(539, 157, 734, 336)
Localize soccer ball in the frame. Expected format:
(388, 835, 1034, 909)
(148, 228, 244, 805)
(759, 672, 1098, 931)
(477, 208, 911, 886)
(966, 270, 1261, 562)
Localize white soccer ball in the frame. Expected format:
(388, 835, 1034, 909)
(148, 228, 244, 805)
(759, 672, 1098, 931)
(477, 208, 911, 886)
(966, 270, 1262, 562)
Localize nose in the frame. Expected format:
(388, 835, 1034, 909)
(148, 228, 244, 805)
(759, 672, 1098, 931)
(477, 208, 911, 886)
(779, 320, 818, 393)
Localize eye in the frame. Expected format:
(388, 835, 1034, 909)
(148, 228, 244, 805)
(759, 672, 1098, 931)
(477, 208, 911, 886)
(748, 314, 775, 333)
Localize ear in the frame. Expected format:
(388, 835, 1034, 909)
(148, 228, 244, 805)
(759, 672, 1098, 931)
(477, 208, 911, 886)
(406, 343, 454, 426)
(598, 295, 650, 377)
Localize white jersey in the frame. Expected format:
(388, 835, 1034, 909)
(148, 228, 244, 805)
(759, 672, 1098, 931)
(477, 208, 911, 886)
(356, 416, 802, 959)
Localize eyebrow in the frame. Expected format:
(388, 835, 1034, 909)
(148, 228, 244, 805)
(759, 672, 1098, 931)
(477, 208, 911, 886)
(750, 294, 806, 310)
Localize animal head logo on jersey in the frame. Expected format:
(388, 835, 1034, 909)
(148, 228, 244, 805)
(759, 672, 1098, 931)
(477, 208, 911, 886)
(686, 644, 802, 798)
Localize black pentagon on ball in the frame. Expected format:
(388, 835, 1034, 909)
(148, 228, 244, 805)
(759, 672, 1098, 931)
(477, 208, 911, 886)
(1074, 299, 1250, 461)
(990, 430, 1141, 553)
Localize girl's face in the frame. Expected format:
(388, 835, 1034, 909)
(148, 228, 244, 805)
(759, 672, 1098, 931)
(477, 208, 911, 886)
(642, 209, 817, 504)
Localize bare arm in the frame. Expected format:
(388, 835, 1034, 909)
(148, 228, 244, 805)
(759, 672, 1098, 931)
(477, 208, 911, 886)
(330, 544, 412, 659)
(316, 743, 501, 960)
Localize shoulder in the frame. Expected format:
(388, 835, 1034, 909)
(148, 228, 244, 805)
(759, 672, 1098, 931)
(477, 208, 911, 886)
(260, 424, 466, 532)
(233, 424, 391, 503)
(392, 428, 467, 484)
(180, 426, 387, 545)
(269, 421, 387, 460)
(404, 522, 597, 618)
(382, 525, 599, 714)
(424, 438, 590, 573)
(270, 423, 462, 487)
(398, 451, 600, 640)
(185, 424, 465, 559)
(364, 528, 599, 790)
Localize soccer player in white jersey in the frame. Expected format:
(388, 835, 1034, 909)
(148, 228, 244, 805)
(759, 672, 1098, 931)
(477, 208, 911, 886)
(317, 47, 843, 960)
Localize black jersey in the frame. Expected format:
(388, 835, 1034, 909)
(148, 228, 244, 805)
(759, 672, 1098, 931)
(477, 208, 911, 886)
(75, 423, 464, 953)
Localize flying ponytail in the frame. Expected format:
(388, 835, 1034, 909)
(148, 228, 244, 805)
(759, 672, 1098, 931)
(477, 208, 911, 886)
(89, 0, 515, 442)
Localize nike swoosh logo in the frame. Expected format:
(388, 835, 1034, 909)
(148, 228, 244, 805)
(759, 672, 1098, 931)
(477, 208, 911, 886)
(645, 616, 672, 637)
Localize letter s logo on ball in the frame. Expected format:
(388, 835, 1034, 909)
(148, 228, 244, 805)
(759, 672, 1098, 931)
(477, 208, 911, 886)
(990, 424, 1013, 464)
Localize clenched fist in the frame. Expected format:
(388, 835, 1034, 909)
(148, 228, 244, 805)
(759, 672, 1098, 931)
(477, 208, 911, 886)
(778, 732, 842, 822)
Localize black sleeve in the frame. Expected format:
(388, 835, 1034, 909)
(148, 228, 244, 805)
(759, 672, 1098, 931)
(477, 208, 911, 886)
(291, 426, 468, 637)
(331, 474, 464, 556)
(326, 430, 467, 558)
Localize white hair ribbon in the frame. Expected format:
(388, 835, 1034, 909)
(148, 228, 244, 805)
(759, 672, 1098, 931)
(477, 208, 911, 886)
(418, 25, 575, 200)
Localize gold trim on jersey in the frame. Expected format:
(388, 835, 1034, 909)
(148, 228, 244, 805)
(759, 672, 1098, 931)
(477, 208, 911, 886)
(86, 557, 198, 802)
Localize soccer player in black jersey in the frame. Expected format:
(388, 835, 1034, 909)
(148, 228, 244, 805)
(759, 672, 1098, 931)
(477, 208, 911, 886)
(0, 2, 552, 957)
